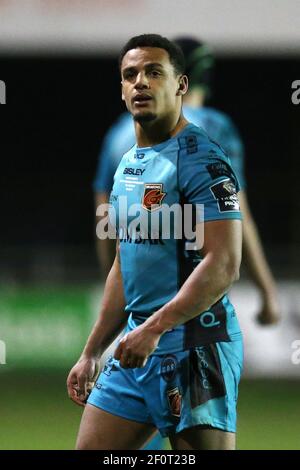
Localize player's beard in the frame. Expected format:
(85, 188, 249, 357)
(133, 112, 157, 123)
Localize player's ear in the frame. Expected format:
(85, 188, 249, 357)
(176, 75, 188, 96)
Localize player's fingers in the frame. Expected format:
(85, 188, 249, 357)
(81, 382, 94, 405)
(66, 373, 77, 397)
(70, 392, 86, 407)
(123, 354, 147, 369)
(77, 374, 88, 401)
(86, 381, 95, 393)
(256, 313, 278, 326)
(67, 381, 85, 407)
(120, 334, 128, 343)
(119, 356, 129, 368)
(119, 351, 135, 369)
(114, 342, 123, 360)
(136, 358, 147, 368)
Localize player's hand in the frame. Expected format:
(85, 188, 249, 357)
(114, 325, 161, 369)
(66, 356, 100, 407)
(256, 293, 280, 326)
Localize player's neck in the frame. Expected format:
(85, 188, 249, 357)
(135, 114, 189, 148)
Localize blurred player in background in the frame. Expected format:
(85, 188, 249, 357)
(94, 36, 280, 327)
(68, 33, 243, 450)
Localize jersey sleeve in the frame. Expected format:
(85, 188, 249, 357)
(178, 137, 242, 222)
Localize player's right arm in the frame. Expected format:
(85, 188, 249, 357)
(67, 241, 127, 406)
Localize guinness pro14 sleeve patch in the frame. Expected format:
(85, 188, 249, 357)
(210, 178, 240, 213)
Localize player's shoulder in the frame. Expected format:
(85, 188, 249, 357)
(178, 122, 209, 145)
(177, 123, 240, 191)
(178, 122, 228, 162)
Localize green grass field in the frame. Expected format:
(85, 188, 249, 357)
(1, 285, 299, 450)
(0, 371, 299, 450)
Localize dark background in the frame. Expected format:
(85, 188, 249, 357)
(1, 55, 300, 281)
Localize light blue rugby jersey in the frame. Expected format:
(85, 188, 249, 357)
(94, 106, 246, 193)
(109, 123, 243, 355)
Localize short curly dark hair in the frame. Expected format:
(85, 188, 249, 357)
(119, 34, 185, 76)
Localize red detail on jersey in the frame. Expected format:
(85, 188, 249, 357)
(167, 387, 182, 418)
(142, 183, 166, 211)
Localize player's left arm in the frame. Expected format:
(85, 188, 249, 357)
(115, 218, 242, 368)
(147, 218, 242, 330)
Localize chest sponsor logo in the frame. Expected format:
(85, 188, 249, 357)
(142, 183, 166, 212)
(210, 178, 240, 212)
(123, 167, 145, 176)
